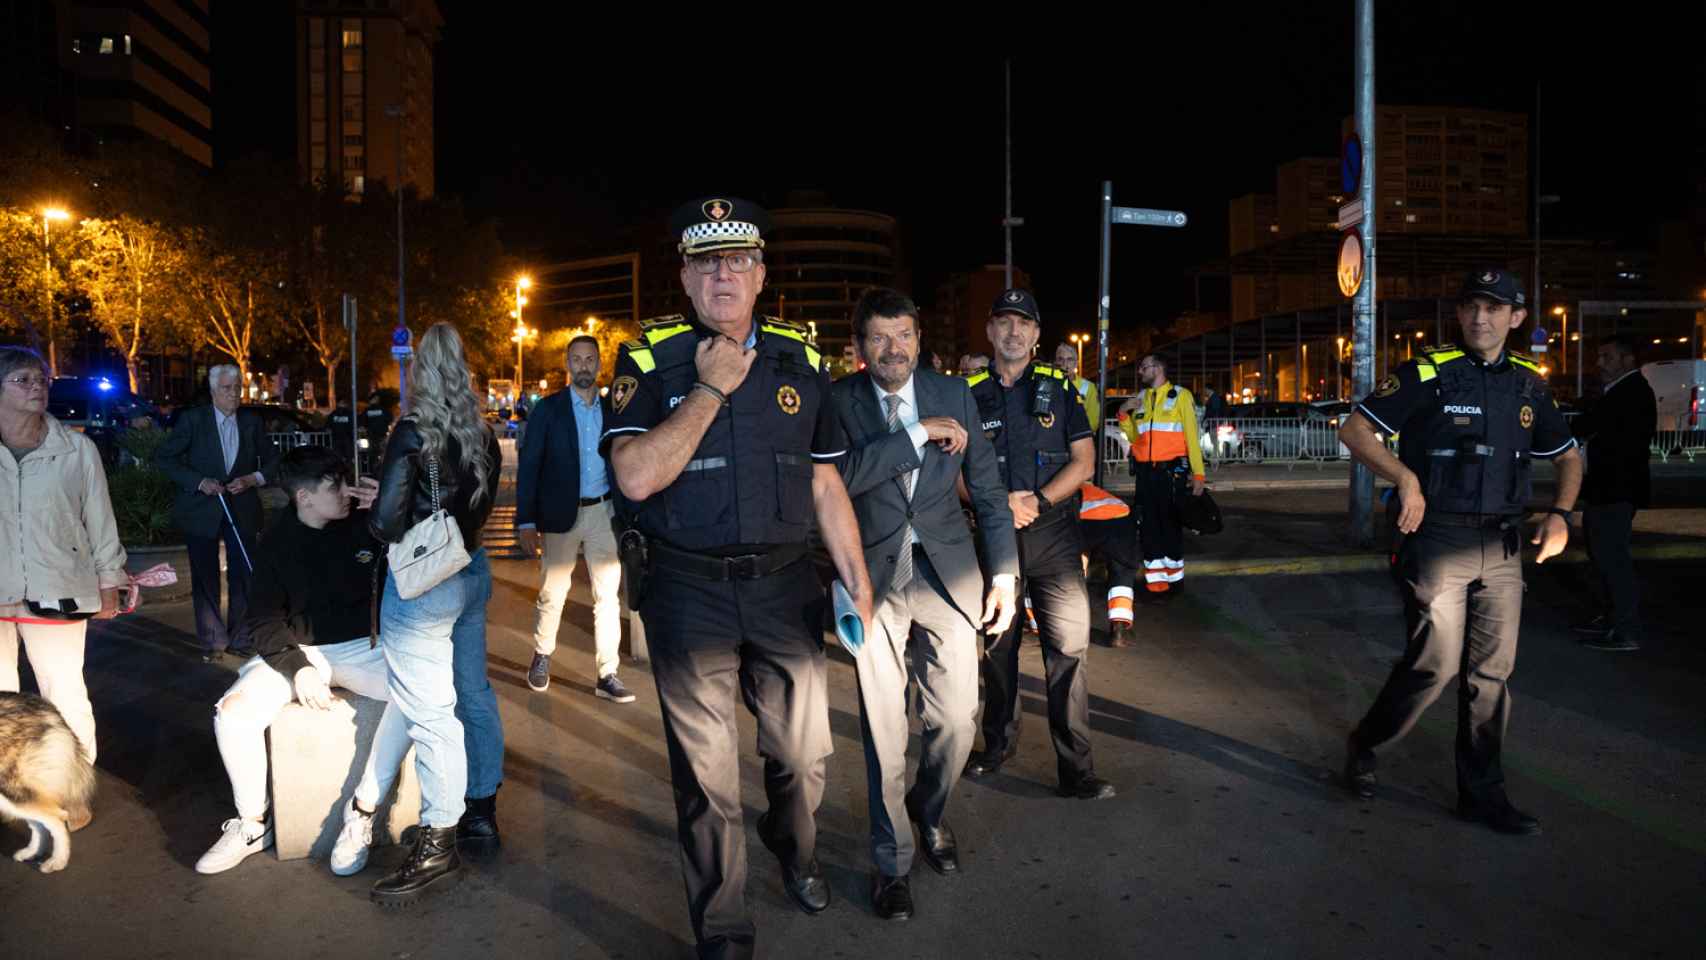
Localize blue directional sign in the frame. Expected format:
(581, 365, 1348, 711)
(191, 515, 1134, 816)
(1341, 135, 1363, 196)
(1111, 207, 1187, 228)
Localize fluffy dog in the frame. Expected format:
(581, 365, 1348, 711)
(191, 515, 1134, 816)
(0, 692, 96, 873)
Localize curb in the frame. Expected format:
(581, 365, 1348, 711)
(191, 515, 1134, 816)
(1187, 540, 1706, 578)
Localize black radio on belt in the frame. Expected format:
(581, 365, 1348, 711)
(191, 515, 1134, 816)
(1031, 377, 1053, 418)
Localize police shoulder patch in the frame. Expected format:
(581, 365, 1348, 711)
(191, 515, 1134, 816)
(776, 383, 801, 415)
(1519, 404, 1534, 429)
(611, 376, 638, 414)
(1373, 374, 1401, 398)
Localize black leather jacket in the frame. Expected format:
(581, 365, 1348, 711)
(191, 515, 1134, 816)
(371, 418, 502, 552)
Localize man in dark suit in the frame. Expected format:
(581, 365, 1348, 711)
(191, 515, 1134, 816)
(832, 288, 1019, 921)
(515, 336, 632, 703)
(1572, 334, 1658, 652)
(156, 364, 277, 661)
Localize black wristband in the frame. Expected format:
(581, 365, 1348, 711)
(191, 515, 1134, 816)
(1545, 507, 1572, 520)
(692, 381, 728, 406)
(1034, 491, 1052, 514)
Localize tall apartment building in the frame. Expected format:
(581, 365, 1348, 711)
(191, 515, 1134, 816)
(1345, 105, 1529, 236)
(296, 0, 440, 197)
(1, 1, 215, 166)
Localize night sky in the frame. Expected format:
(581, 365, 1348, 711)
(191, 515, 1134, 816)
(216, 3, 1700, 335)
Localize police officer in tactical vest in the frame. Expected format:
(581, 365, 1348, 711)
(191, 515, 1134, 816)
(1338, 269, 1582, 835)
(600, 197, 874, 960)
(961, 289, 1116, 800)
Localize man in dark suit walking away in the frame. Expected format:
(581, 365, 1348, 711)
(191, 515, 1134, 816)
(1572, 334, 1658, 652)
(515, 336, 632, 702)
(156, 364, 277, 661)
(833, 288, 1020, 921)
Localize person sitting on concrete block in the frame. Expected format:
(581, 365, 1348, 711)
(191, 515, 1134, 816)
(195, 446, 409, 878)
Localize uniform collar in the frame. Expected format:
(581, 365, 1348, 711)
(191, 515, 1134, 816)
(688, 310, 759, 349)
(1466, 350, 1510, 370)
(1604, 368, 1639, 393)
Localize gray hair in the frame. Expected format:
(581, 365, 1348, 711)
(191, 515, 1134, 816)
(208, 364, 240, 391)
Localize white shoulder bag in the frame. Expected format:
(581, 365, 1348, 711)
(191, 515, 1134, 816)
(387, 454, 471, 600)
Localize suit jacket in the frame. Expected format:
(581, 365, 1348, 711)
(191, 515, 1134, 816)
(515, 387, 612, 534)
(1574, 370, 1657, 508)
(833, 369, 1018, 626)
(155, 405, 276, 540)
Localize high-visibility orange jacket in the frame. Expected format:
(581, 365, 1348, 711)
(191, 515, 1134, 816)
(1079, 483, 1130, 520)
(1117, 381, 1206, 480)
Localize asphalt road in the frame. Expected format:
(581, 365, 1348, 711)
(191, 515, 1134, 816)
(4, 524, 1702, 958)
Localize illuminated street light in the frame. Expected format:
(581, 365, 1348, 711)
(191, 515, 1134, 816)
(1069, 332, 1088, 372)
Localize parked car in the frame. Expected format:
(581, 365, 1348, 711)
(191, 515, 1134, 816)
(47, 375, 160, 464)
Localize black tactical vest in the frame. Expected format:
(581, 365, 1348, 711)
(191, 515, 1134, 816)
(966, 362, 1075, 494)
(629, 317, 827, 552)
(1398, 347, 1551, 516)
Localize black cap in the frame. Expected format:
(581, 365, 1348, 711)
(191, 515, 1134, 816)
(1460, 268, 1527, 307)
(990, 288, 1040, 322)
(669, 197, 770, 255)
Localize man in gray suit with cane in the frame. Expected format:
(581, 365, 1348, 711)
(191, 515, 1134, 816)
(157, 364, 276, 662)
(832, 288, 1019, 921)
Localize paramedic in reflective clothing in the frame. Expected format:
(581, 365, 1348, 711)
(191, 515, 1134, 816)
(1338, 268, 1582, 836)
(1116, 353, 1206, 594)
(599, 196, 873, 960)
(961, 288, 1116, 800)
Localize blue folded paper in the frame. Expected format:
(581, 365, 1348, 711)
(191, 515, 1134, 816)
(832, 580, 864, 655)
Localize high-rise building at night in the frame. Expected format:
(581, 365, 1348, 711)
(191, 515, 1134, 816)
(295, 0, 440, 197)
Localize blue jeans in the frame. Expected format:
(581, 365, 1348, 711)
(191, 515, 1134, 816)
(381, 549, 503, 828)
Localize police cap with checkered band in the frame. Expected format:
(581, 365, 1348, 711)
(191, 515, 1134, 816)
(670, 196, 770, 255)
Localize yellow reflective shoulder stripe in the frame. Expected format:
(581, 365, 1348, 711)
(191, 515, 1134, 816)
(964, 371, 990, 388)
(1509, 355, 1541, 373)
(760, 322, 805, 343)
(1424, 349, 1465, 365)
(629, 348, 656, 373)
(644, 324, 691, 346)
(1416, 363, 1437, 383)
(805, 346, 822, 371)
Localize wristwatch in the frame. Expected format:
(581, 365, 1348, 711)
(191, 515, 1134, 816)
(1034, 490, 1053, 514)
(1544, 507, 1572, 520)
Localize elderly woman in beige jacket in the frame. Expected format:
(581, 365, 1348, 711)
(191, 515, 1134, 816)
(0, 346, 128, 765)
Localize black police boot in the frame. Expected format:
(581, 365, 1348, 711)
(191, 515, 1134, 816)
(457, 793, 500, 848)
(370, 825, 461, 905)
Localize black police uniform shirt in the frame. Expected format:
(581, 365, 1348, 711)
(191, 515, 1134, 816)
(598, 313, 846, 554)
(966, 362, 1094, 571)
(1355, 346, 1576, 517)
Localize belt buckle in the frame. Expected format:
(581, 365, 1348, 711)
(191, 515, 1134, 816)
(724, 553, 763, 579)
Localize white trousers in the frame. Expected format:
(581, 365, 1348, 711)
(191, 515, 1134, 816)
(212, 637, 409, 821)
(0, 619, 96, 763)
(531, 501, 623, 678)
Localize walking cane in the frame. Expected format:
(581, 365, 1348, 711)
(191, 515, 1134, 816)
(216, 492, 255, 574)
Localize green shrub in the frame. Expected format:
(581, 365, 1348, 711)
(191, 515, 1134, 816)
(109, 464, 179, 546)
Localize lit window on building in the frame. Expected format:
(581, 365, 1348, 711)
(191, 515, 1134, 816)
(342, 21, 363, 49)
(71, 39, 80, 54)
(123, 35, 131, 55)
(99, 37, 114, 54)
(352, 175, 365, 195)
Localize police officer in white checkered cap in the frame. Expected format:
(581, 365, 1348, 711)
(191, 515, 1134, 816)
(601, 196, 874, 959)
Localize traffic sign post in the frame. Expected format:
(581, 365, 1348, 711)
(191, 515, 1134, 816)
(1530, 326, 1549, 354)
(1095, 185, 1190, 486)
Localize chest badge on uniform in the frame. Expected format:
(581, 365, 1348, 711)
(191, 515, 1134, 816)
(1373, 375, 1400, 398)
(355, 549, 375, 565)
(776, 383, 801, 415)
(1519, 404, 1534, 429)
(1037, 412, 1056, 429)
(611, 376, 638, 414)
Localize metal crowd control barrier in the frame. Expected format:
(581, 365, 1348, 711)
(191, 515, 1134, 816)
(269, 430, 333, 451)
(1650, 429, 1705, 463)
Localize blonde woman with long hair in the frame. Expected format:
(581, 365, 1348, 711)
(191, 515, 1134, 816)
(364, 323, 503, 905)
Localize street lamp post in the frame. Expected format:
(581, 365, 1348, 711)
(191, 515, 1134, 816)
(1069, 332, 1088, 376)
(512, 276, 533, 403)
(1552, 305, 1567, 379)
(39, 207, 71, 376)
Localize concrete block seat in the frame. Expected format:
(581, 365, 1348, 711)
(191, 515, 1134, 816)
(268, 689, 421, 861)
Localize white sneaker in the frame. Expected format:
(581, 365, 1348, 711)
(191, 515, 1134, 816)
(195, 817, 273, 875)
(329, 798, 376, 876)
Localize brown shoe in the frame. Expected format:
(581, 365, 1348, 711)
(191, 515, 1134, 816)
(1107, 623, 1136, 648)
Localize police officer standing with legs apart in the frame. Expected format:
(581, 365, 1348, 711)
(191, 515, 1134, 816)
(962, 289, 1115, 800)
(601, 198, 873, 960)
(1339, 269, 1582, 835)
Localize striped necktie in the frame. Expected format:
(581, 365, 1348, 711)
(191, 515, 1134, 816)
(884, 393, 914, 590)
